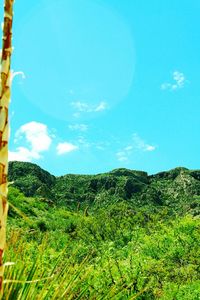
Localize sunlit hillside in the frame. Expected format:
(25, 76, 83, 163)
(4, 162, 200, 299)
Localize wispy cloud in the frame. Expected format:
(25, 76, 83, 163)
(77, 136, 91, 148)
(76, 136, 111, 150)
(68, 123, 88, 132)
(116, 151, 130, 162)
(10, 71, 26, 83)
(56, 142, 78, 155)
(0, 69, 26, 87)
(116, 133, 156, 163)
(94, 102, 107, 112)
(161, 71, 186, 91)
(71, 101, 108, 117)
(132, 133, 156, 152)
(9, 121, 53, 162)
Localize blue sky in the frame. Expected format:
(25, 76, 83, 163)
(1, 0, 200, 175)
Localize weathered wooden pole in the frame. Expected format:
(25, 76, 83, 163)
(0, 0, 14, 297)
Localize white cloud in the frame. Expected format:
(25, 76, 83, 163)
(9, 121, 52, 162)
(116, 145, 133, 163)
(15, 122, 52, 152)
(95, 141, 110, 151)
(132, 133, 156, 152)
(77, 136, 90, 148)
(116, 151, 128, 162)
(71, 101, 108, 116)
(161, 71, 186, 91)
(145, 145, 155, 151)
(94, 101, 107, 112)
(9, 147, 40, 162)
(96, 145, 105, 150)
(0, 67, 25, 87)
(124, 145, 133, 151)
(68, 123, 88, 132)
(10, 71, 25, 83)
(116, 134, 156, 162)
(73, 112, 81, 118)
(56, 142, 78, 155)
(71, 101, 90, 112)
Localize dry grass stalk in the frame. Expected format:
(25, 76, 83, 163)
(0, 0, 14, 297)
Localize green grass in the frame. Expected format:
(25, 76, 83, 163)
(3, 187, 200, 299)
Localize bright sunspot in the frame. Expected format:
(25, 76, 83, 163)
(14, 0, 135, 121)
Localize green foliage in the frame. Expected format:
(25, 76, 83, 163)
(4, 162, 200, 299)
(8, 162, 200, 216)
(8, 161, 55, 198)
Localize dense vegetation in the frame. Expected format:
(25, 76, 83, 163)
(4, 162, 200, 299)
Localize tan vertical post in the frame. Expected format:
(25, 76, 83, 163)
(0, 0, 14, 297)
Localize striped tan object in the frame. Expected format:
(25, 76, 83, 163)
(0, 0, 14, 297)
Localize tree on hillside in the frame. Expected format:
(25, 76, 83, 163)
(0, 0, 14, 296)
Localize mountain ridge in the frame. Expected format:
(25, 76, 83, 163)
(8, 161, 200, 216)
(6, 161, 200, 298)
(8, 160, 197, 178)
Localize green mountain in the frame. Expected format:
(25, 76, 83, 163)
(8, 161, 200, 215)
(5, 161, 200, 299)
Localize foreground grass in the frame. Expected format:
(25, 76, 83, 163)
(3, 187, 200, 299)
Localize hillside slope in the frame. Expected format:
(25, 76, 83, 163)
(8, 161, 200, 215)
(6, 161, 200, 299)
